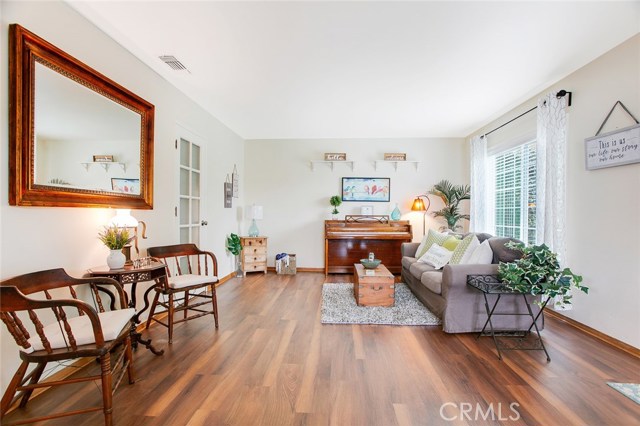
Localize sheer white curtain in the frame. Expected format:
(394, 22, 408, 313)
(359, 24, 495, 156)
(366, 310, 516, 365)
(536, 92, 568, 262)
(469, 135, 493, 233)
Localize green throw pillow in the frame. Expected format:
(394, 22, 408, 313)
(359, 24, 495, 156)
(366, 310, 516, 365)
(415, 229, 450, 259)
(449, 233, 475, 265)
(442, 236, 461, 251)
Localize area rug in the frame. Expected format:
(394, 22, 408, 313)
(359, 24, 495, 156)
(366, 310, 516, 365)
(321, 283, 442, 326)
(607, 382, 640, 404)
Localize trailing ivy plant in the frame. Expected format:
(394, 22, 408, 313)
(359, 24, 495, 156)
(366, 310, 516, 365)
(498, 242, 588, 306)
(225, 233, 242, 256)
(428, 180, 471, 231)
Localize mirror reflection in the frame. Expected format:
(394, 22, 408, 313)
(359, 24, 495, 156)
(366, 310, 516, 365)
(34, 62, 142, 195)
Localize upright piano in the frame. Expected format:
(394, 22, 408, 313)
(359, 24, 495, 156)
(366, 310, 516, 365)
(325, 216, 413, 275)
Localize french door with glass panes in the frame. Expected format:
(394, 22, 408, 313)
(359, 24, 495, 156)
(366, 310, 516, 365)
(179, 137, 203, 245)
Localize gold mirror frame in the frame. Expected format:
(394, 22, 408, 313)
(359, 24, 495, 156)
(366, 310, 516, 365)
(9, 24, 154, 209)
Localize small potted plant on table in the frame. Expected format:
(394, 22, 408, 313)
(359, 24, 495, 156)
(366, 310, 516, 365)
(330, 195, 342, 219)
(98, 225, 133, 269)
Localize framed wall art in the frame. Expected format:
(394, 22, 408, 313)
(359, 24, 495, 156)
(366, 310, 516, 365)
(111, 178, 140, 194)
(342, 177, 390, 202)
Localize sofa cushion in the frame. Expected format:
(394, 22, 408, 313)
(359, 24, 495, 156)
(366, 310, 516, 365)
(402, 256, 418, 270)
(450, 234, 477, 265)
(442, 236, 461, 251)
(416, 229, 450, 258)
(418, 244, 454, 269)
(458, 235, 481, 264)
(421, 271, 443, 295)
(466, 240, 494, 264)
(409, 261, 437, 277)
(488, 237, 523, 263)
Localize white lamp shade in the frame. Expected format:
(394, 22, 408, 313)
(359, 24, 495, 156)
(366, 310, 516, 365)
(250, 205, 263, 220)
(109, 209, 138, 228)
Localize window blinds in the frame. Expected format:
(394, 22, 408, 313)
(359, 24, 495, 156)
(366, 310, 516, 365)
(493, 141, 537, 245)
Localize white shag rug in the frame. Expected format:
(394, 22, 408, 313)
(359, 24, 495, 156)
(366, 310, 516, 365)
(321, 283, 442, 326)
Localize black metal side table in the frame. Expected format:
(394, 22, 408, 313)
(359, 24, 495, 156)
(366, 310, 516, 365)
(467, 275, 550, 362)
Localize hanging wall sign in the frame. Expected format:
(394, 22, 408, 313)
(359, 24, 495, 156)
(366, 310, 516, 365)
(232, 164, 239, 198)
(224, 174, 233, 208)
(584, 123, 640, 170)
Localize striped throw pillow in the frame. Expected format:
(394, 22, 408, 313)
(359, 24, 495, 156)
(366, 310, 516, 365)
(449, 234, 479, 265)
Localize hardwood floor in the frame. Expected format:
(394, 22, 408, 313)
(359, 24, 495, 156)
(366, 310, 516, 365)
(4, 272, 639, 425)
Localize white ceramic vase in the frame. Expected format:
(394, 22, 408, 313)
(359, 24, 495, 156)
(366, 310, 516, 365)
(107, 249, 126, 269)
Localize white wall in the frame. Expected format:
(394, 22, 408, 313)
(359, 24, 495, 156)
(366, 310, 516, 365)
(0, 1, 244, 391)
(244, 138, 468, 269)
(470, 35, 640, 348)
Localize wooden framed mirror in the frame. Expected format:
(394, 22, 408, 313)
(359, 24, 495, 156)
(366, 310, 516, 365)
(9, 24, 154, 208)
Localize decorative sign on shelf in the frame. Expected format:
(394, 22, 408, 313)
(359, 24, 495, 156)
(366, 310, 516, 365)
(93, 155, 114, 162)
(584, 123, 640, 170)
(324, 153, 347, 161)
(384, 153, 406, 161)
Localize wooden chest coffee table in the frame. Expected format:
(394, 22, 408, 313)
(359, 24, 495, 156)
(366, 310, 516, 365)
(353, 263, 395, 307)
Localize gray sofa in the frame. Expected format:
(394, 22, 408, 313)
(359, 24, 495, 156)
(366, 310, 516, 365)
(401, 233, 543, 333)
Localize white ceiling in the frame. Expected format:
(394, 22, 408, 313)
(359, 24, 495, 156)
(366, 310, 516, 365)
(69, 1, 640, 140)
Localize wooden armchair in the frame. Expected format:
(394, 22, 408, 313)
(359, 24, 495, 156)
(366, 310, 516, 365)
(0, 268, 135, 425)
(146, 244, 219, 343)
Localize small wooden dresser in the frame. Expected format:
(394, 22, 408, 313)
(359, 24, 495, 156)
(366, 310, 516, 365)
(241, 236, 268, 277)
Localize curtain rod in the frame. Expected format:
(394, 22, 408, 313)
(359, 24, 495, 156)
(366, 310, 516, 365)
(481, 90, 572, 138)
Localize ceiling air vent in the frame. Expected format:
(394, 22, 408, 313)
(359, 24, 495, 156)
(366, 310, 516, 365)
(159, 55, 188, 71)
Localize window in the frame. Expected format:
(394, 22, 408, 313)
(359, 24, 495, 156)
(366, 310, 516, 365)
(492, 141, 537, 245)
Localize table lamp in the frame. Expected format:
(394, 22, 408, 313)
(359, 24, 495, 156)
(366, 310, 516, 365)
(109, 209, 147, 263)
(411, 195, 431, 236)
(248, 204, 263, 237)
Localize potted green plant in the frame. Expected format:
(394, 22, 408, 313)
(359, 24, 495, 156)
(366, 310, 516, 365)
(428, 180, 471, 231)
(498, 242, 588, 307)
(98, 225, 133, 269)
(225, 233, 243, 277)
(329, 195, 342, 218)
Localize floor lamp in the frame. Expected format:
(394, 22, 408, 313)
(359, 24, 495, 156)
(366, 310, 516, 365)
(411, 195, 431, 236)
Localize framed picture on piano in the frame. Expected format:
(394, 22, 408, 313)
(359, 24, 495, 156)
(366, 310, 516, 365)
(342, 177, 390, 202)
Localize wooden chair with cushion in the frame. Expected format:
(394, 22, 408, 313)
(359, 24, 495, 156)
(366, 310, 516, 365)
(0, 268, 135, 425)
(146, 244, 219, 343)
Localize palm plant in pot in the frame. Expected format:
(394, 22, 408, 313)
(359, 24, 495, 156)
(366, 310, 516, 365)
(98, 225, 133, 269)
(225, 233, 243, 277)
(428, 180, 471, 231)
(498, 242, 588, 307)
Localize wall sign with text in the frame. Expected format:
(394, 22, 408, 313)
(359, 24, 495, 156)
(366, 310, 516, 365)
(584, 123, 640, 170)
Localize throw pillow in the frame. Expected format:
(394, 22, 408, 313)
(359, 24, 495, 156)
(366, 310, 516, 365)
(466, 240, 493, 264)
(415, 229, 450, 259)
(458, 235, 481, 264)
(442, 236, 461, 252)
(418, 243, 454, 269)
(450, 234, 479, 265)
(414, 235, 429, 259)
